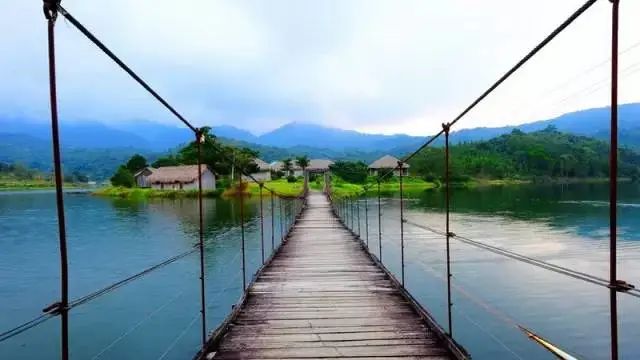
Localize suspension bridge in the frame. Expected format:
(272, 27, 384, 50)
(2, 0, 637, 359)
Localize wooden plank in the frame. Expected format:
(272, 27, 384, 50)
(205, 192, 460, 360)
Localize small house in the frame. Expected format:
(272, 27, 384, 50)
(242, 158, 272, 182)
(368, 155, 409, 177)
(147, 165, 215, 190)
(133, 167, 155, 188)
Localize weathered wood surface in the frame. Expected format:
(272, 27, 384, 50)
(209, 192, 456, 359)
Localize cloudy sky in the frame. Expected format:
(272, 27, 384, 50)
(1, 0, 639, 135)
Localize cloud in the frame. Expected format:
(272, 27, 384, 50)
(1, 0, 639, 135)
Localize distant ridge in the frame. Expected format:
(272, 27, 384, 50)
(1, 103, 638, 155)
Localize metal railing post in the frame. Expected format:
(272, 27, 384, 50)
(357, 196, 361, 237)
(399, 161, 405, 287)
(259, 183, 265, 264)
(195, 130, 207, 349)
(377, 179, 383, 262)
(239, 176, 246, 291)
(350, 197, 355, 230)
(279, 197, 284, 243)
(609, 1, 620, 358)
(364, 192, 369, 248)
(43, 3, 69, 358)
(443, 123, 453, 337)
(270, 191, 275, 252)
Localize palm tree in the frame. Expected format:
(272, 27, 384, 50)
(296, 155, 310, 190)
(296, 155, 310, 173)
(282, 158, 293, 176)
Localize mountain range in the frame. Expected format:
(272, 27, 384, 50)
(1, 103, 638, 179)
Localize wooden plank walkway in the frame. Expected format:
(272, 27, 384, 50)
(206, 191, 463, 359)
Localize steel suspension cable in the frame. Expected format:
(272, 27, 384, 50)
(69, 247, 199, 309)
(56, 5, 197, 132)
(403, 219, 640, 299)
(378, 0, 600, 181)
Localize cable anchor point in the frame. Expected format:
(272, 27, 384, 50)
(43, 0, 61, 21)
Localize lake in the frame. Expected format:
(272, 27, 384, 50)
(1, 183, 639, 359)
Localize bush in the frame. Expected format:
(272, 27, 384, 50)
(110, 166, 134, 187)
(286, 175, 297, 183)
(217, 177, 231, 189)
(423, 173, 437, 183)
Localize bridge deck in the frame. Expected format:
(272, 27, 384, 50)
(209, 192, 456, 359)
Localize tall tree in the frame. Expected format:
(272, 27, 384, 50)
(282, 158, 293, 176)
(110, 166, 134, 187)
(296, 156, 310, 172)
(125, 154, 148, 173)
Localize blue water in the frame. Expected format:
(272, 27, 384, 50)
(348, 182, 640, 359)
(1, 183, 639, 359)
(0, 191, 293, 359)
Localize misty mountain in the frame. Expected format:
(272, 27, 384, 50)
(449, 103, 640, 147)
(255, 122, 424, 151)
(0, 133, 157, 180)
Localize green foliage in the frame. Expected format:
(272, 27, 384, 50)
(296, 155, 310, 170)
(282, 158, 293, 174)
(150, 127, 259, 176)
(125, 154, 148, 173)
(409, 127, 640, 180)
(110, 166, 134, 187)
(329, 160, 368, 184)
(286, 175, 297, 183)
(151, 155, 180, 167)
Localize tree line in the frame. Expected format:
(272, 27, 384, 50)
(328, 127, 640, 183)
(409, 127, 640, 181)
(110, 127, 313, 187)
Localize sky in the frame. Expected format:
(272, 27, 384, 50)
(1, 0, 639, 136)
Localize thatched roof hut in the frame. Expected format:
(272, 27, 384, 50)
(147, 165, 208, 184)
(368, 155, 409, 170)
(307, 159, 334, 172)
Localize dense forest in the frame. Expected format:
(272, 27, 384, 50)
(409, 127, 640, 181)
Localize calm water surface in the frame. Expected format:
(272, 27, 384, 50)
(1, 183, 639, 359)
(0, 191, 291, 359)
(356, 182, 640, 360)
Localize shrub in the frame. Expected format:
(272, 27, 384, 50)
(286, 175, 297, 183)
(110, 166, 134, 187)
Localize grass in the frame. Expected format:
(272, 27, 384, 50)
(93, 186, 222, 199)
(0, 179, 84, 191)
(247, 179, 305, 197)
(328, 177, 437, 198)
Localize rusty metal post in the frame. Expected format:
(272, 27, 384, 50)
(609, 1, 620, 358)
(350, 197, 355, 230)
(239, 176, 246, 291)
(399, 161, 405, 287)
(259, 183, 265, 264)
(279, 196, 284, 243)
(443, 123, 453, 337)
(357, 196, 361, 237)
(43, 3, 69, 358)
(364, 192, 369, 248)
(270, 191, 275, 252)
(195, 130, 207, 348)
(377, 180, 383, 262)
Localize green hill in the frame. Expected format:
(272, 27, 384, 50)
(409, 126, 640, 181)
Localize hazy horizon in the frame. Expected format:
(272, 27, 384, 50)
(2, 1, 639, 136)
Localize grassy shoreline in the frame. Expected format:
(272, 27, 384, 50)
(91, 176, 630, 200)
(0, 180, 86, 192)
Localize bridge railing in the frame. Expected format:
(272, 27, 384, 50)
(0, 2, 307, 359)
(327, 0, 639, 358)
